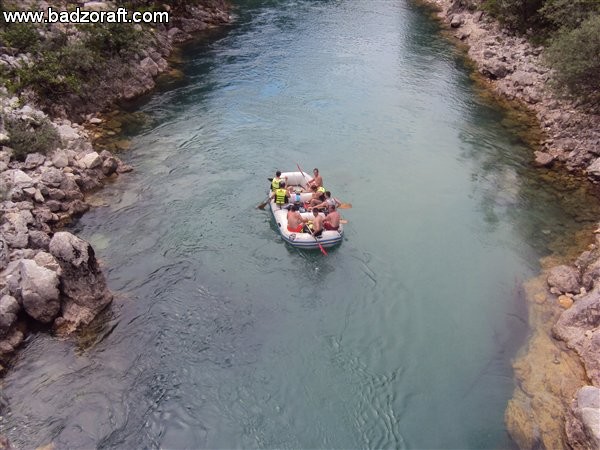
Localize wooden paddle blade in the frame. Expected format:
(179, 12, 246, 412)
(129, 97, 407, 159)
(340, 219, 348, 224)
(257, 202, 268, 210)
(338, 203, 352, 209)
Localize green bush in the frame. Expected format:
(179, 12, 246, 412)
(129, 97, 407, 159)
(545, 14, 600, 99)
(0, 22, 40, 52)
(83, 23, 143, 57)
(17, 42, 97, 101)
(539, 0, 600, 33)
(5, 116, 62, 161)
(480, 0, 546, 32)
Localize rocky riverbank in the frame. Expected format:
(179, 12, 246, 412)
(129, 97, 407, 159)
(0, 2, 231, 376)
(417, 0, 600, 448)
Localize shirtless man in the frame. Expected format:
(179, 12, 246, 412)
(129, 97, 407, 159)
(307, 168, 323, 188)
(310, 209, 325, 237)
(311, 191, 340, 212)
(287, 205, 307, 232)
(323, 205, 340, 230)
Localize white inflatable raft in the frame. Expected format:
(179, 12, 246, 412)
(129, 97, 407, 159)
(269, 171, 344, 250)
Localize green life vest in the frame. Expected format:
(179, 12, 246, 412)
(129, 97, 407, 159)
(271, 177, 281, 190)
(317, 186, 326, 194)
(275, 188, 287, 205)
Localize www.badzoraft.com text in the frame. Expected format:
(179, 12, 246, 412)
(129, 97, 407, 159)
(2, 7, 169, 24)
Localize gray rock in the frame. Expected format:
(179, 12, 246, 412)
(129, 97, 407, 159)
(51, 150, 69, 168)
(553, 287, 600, 384)
(41, 167, 64, 187)
(55, 123, 80, 142)
(577, 386, 600, 409)
(547, 264, 581, 294)
(47, 188, 66, 200)
(566, 386, 600, 449)
(1, 169, 34, 189)
(534, 151, 554, 167)
(587, 158, 600, 178)
(512, 70, 536, 87)
(1, 211, 32, 249)
(34, 251, 61, 273)
(102, 157, 118, 176)
(69, 200, 90, 216)
(19, 259, 60, 323)
(481, 60, 510, 79)
(88, 117, 103, 124)
(45, 200, 62, 212)
(450, 14, 463, 28)
(28, 230, 50, 250)
(140, 57, 160, 77)
(80, 151, 102, 169)
(49, 232, 113, 332)
(23, 153, 45, 169)
(0, 295, 20, 336)
(0, 238, 8, 271)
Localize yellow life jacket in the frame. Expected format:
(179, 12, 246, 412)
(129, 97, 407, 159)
(317, 186, 326, 194)
(271, 177, 281, 190)
(275, 188, 287, 205)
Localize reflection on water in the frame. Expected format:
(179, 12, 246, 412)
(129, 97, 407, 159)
(2, 0, 599, 449)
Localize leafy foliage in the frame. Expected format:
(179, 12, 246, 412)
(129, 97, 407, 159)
(0, 22, 41, 52)
(83, 23, 143, 57)
(545, 14, 600, 99)
(5, 116, 62, 161)
(539, 0, 600, 32)
(17, 42, 97, 101)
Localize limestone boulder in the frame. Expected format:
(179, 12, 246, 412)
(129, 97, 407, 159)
(19, 259, 60, 323)
(49, 232, 112, 333)
(23, 153, 45, 169)
(0, 295, 20, 336)
(553, 287, 600, 385)
(565, 386, 600, 450)
(547, 265, 581, 294)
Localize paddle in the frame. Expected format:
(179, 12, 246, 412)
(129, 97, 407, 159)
(312, 233, 328, 256)
(338, 203, 352, 209)
(340, 219, 348, 224)
(297, 162, 310, 185)
(257, 194, 271, 210)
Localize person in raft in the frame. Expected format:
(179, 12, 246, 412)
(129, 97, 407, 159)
(287, 205, 308, 232)
(270, 181, 289, 208)
(307, 185, 326, 208)
(307, 168, 323, 189)
(309, 208, 325, 237)
(323, 204, 340, 230)
(310, 191, 340, 212)
(271, 170, 287, 191)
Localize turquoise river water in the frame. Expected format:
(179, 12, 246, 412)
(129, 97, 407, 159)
(2, 0, 599, 448)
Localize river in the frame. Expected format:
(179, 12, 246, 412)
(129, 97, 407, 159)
(2, 0, 598, 448)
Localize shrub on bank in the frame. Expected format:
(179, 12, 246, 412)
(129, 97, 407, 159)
(545, 14, 600, 100)
(5, 116, 62, 161)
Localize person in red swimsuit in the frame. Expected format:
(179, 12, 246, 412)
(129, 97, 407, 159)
(323, 205, 340, 230)
(287, 205, 307, 232)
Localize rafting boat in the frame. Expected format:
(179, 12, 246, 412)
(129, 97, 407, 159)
(269, 171, 344, 250)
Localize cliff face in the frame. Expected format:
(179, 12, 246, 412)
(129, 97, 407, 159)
(415, 1, 600, 449)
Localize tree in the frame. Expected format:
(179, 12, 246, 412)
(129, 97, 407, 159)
(545, 14, 600, 100)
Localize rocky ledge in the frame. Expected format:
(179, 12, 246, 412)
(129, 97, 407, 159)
(0, 96, 129, 371)
(417, 0, 600, 449)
